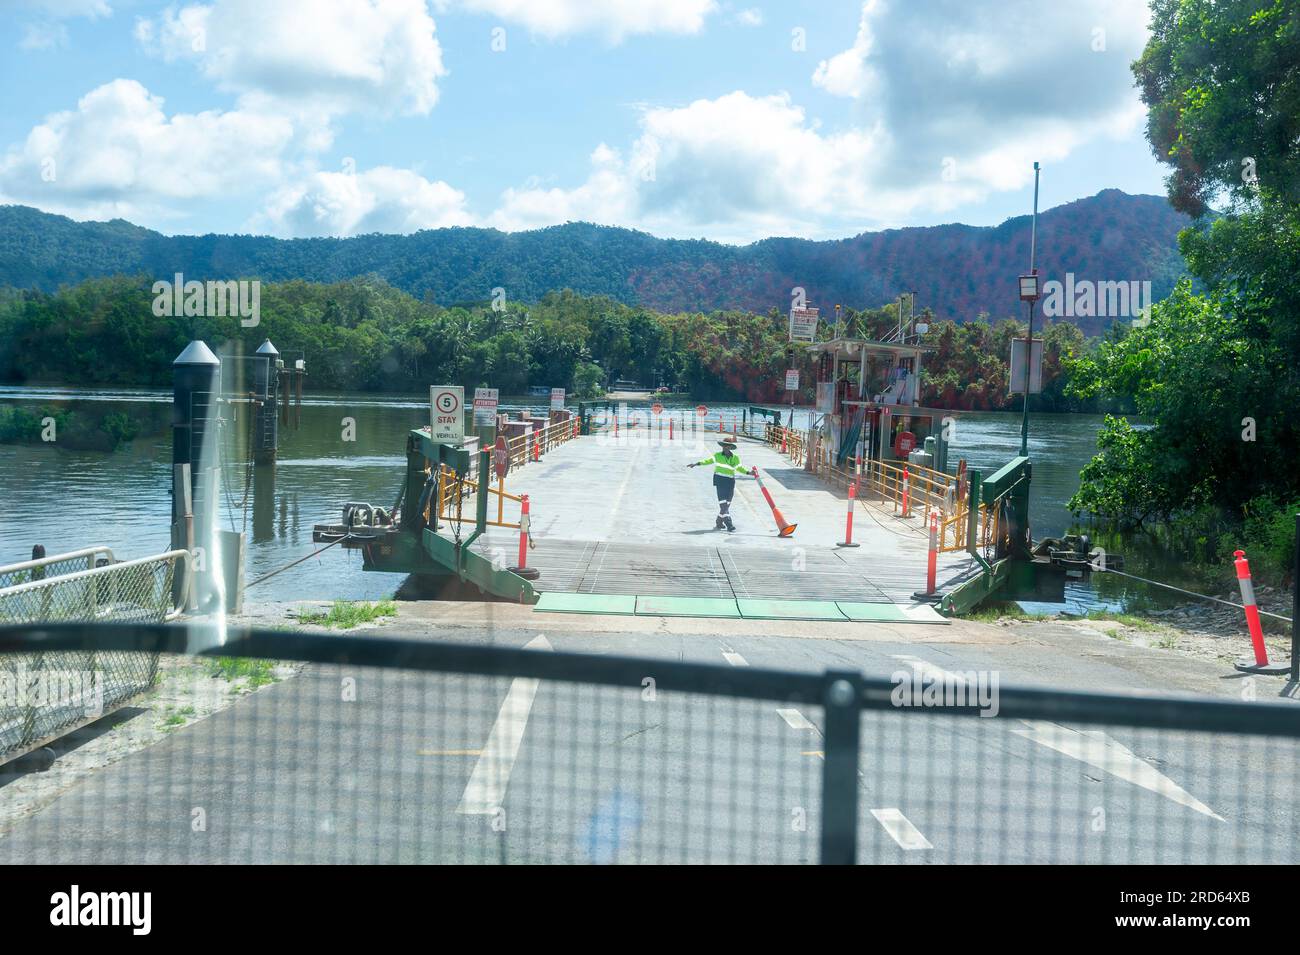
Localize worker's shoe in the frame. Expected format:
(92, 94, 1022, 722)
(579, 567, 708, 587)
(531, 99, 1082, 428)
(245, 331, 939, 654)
(714, 516, 726, 530)
(723, 517, 735, 532)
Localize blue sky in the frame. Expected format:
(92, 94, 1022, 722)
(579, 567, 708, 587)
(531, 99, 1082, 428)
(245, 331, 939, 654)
(0, 0, 1168, 242)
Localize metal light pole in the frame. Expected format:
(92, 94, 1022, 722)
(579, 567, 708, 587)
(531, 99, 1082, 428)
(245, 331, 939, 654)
(1019, 161, 1041, 458)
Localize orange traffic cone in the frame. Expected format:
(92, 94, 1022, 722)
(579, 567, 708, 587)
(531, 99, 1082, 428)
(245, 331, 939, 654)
(751, 467, 796, 537)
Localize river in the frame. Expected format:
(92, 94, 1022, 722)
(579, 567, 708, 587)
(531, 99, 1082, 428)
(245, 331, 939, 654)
(0, 386, 1178, 614)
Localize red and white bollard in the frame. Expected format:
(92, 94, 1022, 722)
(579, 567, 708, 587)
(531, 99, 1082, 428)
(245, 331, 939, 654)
(838, 482, 859, 547)
(669, 417, 674, 441)
(780, 428, 788, 454)
(1231, 549, 1286, 673)
(901, 467, 911, 518)
(509, 494, 539, 580)
(533, 432, 540, 461)
(912, 509, 942, 601)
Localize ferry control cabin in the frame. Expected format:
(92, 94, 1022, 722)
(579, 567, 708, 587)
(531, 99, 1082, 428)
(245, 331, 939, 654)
(804, 337, 953, 474)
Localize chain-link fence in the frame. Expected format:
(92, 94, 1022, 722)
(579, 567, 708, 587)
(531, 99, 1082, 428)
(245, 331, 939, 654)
(0, 552, 188, 764)
(1, 622, 1297, 863)
(0, 547, 115, 590)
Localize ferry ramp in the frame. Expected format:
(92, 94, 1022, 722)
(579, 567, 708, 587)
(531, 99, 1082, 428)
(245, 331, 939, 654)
(464, 429, 978, 621)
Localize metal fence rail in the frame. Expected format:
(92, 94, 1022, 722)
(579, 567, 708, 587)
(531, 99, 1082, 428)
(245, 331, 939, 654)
(1, 622, 1298, 863)
(0, 547, 116, 590)
(0, 552, 189, 765)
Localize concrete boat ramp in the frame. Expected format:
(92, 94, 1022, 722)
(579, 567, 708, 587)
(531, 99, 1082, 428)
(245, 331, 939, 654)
(461, 430, 977, 623)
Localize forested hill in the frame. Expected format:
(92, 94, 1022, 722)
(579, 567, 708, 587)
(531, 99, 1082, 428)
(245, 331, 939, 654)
(0, 189, 1188, 332)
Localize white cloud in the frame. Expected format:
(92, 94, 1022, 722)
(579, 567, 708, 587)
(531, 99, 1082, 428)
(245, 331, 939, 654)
(491, 91, 900, 241)
(16, 0, 111, 16)
(0, 79, 293, 222)
(135, 0, 447, 119)
(13, 0, 111, 51)
(811, 0, 878, 99)
(20, 21, 70, 49)
(454, 0, 717, 41)
(256, 166, 473, 237)
(492, 0, 1153, 241)
(734, 8, 763, 27)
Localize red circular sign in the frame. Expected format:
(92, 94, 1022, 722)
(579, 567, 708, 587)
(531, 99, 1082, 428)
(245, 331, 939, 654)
(652, 402, 663, 415)
(695, 404, 708, 418)
(894, 430, 917, 456)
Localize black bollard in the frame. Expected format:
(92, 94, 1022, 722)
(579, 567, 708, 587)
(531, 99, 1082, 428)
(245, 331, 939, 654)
(173, 341, 223, 611)
(253, 339, 281, 466)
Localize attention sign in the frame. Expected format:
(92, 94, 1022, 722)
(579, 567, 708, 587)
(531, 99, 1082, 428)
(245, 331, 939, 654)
(473, 387, 499, 427)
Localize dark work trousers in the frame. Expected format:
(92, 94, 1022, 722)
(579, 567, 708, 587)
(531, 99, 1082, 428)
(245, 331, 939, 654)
(713, 474, 736, 516)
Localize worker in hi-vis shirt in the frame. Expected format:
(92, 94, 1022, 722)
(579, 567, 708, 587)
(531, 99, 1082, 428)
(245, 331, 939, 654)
(688, 437, 746, 531)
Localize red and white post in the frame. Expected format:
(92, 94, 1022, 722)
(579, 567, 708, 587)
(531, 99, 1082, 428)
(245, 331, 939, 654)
(901, 467, 911, 518)
(838, 482, 859, 548)
(912, 509, 941, 601)
(509, 494, 539, 580)
(1231, 549, 1285, 672)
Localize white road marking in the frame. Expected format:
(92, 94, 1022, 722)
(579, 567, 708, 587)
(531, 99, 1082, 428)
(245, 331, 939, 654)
(776, 708, 815, 730)
(455, 634, 552, 814)
(1012, 720, 1224, 820)
(891, 655, 1222, 820)
(722, 650, 748, 667)
(870, 808, 933, 850)
(890, 654, 967, 685)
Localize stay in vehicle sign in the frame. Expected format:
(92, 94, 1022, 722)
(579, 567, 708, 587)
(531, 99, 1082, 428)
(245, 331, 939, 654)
(430, 386, 464, 443)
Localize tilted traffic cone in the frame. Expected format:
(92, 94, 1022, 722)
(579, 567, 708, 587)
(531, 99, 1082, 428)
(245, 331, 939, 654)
(751, 467, 796, 537)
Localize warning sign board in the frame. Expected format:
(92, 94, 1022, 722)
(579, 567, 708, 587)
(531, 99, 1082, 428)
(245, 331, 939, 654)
(430, 385, 464, 443)
(789, 307, 819, 343)
(473, 387, 499, 427)
(550, 388, 565, 411)
(784, 370, 800, 391)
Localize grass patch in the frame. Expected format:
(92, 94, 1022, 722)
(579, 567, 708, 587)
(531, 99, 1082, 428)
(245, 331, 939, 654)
(295, 599, 397, 629)
(965, 601, 1051, 622)
(205, 656, 278, 689)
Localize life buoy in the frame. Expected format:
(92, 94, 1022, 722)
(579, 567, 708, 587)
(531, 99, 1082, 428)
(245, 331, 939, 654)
(894, 430, 917, 456)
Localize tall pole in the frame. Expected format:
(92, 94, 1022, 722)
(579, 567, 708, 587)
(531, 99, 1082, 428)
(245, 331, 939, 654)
(1020, 161, 1040, 458)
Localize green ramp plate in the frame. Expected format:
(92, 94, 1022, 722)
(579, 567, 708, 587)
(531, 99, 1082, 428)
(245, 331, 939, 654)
(635, 595, 741, 618)
(736, 599, 848, 621)
(836, 602, 950, 625)
(534, 592, 637, 615)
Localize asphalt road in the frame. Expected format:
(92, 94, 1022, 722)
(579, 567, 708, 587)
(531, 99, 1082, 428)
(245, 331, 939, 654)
(2, 607, 1296, 864)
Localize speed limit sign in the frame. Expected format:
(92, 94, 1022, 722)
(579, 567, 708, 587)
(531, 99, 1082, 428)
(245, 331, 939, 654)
(430, 386, 464, 443)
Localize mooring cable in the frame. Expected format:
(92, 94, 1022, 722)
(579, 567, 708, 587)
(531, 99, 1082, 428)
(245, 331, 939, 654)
(1094, 565, 1293, 625)
(244, 534, 353, 591)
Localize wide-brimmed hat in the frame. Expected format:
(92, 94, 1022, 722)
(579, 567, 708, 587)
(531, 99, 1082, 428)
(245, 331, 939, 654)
(717, 436, 738, 447)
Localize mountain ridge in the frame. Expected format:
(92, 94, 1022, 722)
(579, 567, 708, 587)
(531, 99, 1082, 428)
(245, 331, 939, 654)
(0, 189, 1190, 334)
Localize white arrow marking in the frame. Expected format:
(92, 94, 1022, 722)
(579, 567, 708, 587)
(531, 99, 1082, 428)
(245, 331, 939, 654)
(776, 708, 815, 730)
(456, 634, 552, 814)
(891, 656, 1222, 821)
(871, 808, 933, 850)
(1012, 720, 1224, 821)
